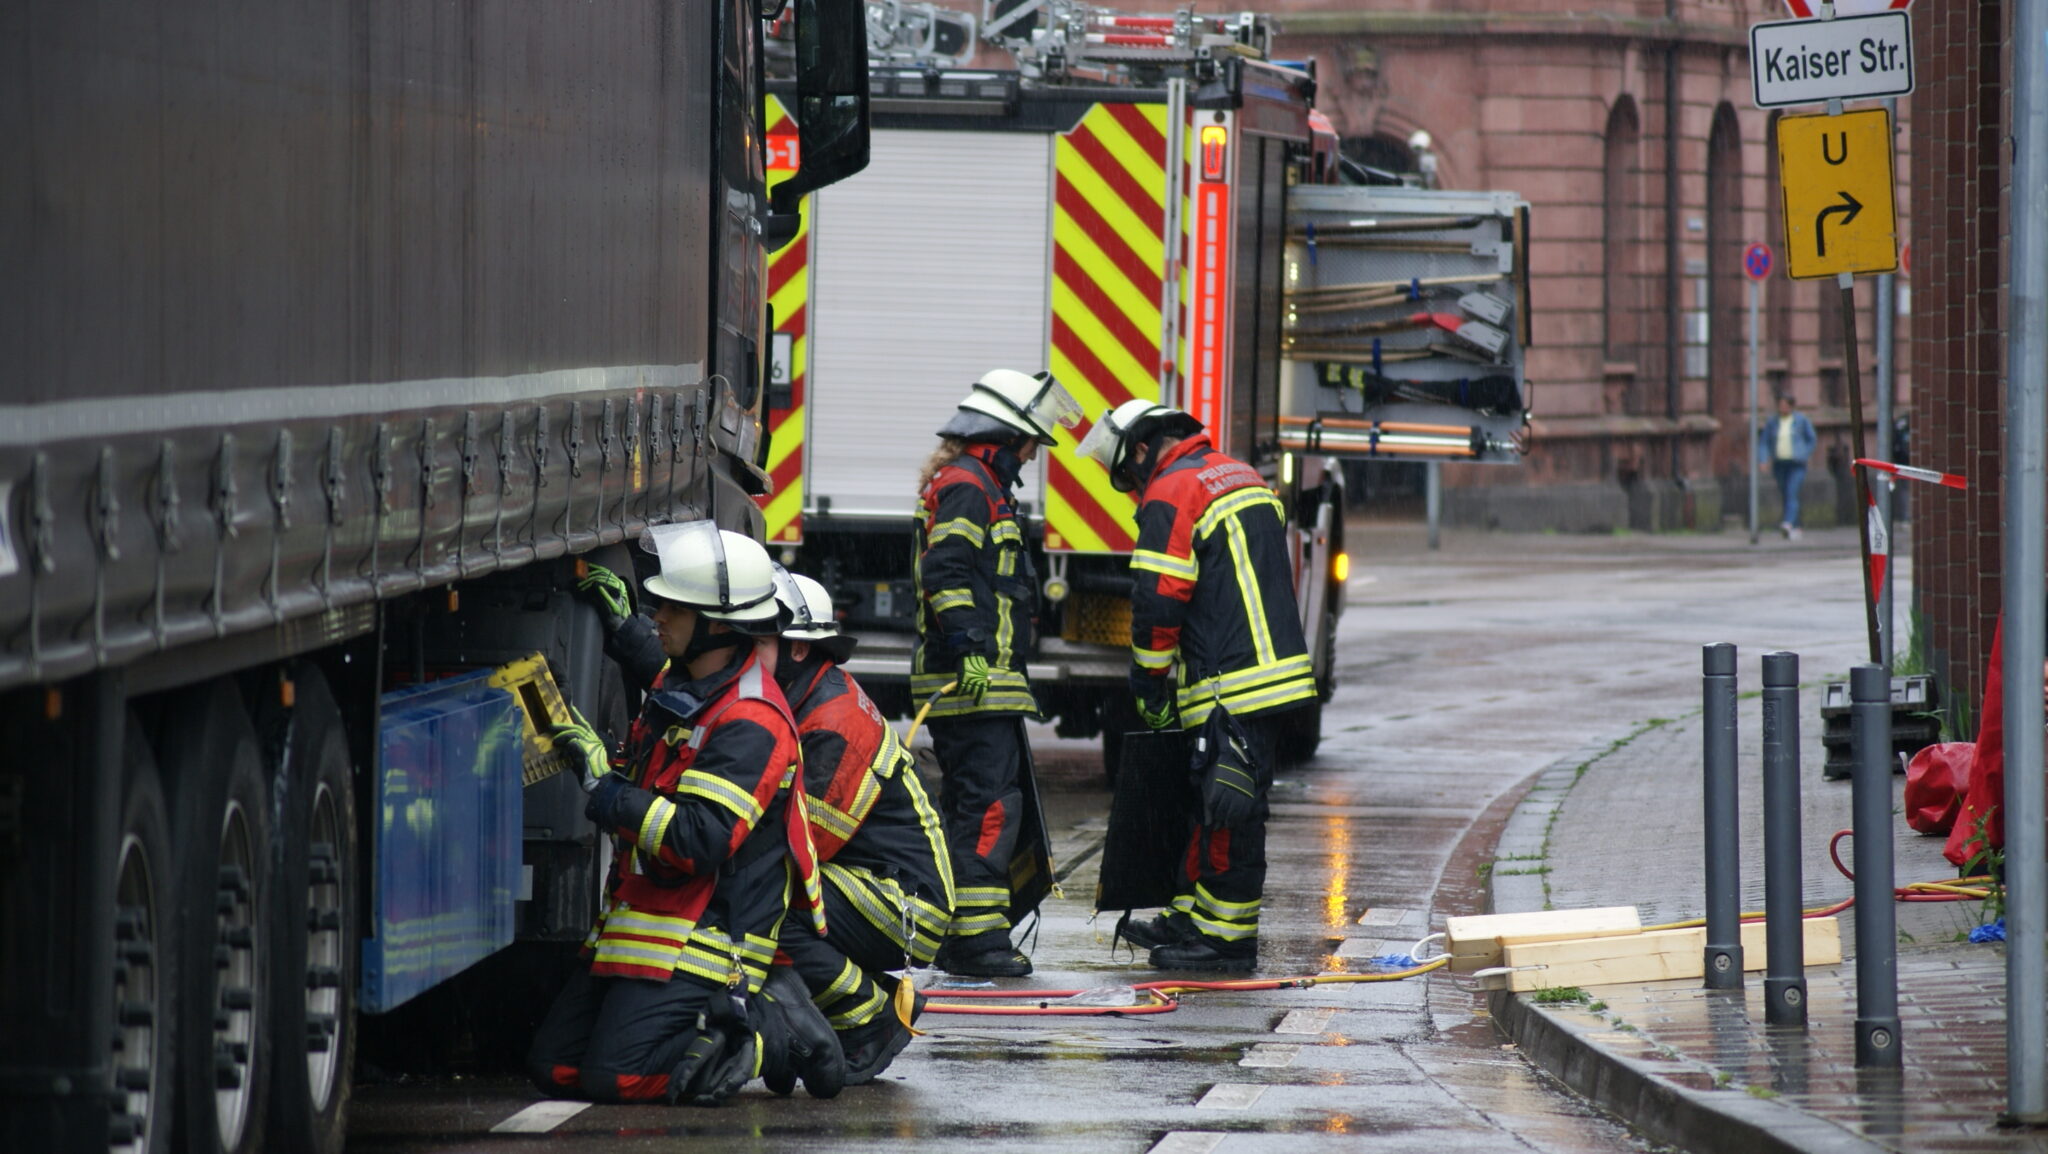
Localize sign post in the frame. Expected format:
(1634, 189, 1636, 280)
(1743, 242, 1775, 545)
(1758, 4, 1909, 668)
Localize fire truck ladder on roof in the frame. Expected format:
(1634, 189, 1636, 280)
(981, 0, 1269, 79)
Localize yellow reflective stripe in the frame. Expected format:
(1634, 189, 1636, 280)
(1223, 515, 1276, 665)
(996, 591, 1016, 668)
(1178, 677, 1317, 726)
(951, 910, 1009, 935)
(1130, 548, 1198, 580)
(1187, 911, 1260, 941)
(930, 588, 976, 614)
(593, 940, 682, 969)
(639, 797, 678, 854)
(807, 797, 860, 843)
(928, 518, 987, 547)
(603, 909, 695, 943)
(825, 988, 889, 1029)
(1132, 645, 1176, 670)
(899, 757, 956, 906)
(1194, 882, 1261, 917)
(998, 549, 1017, 577)
(675, 770, 765, 825)
(1193, 487, 1282, 539)
(956, 886, 1010, 905)
(990, 519, 1022, 543)
(823, 863, 912, 948)
(844, 770, 883, 828)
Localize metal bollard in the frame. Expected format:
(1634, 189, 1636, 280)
(1761, 651, 1808, 1026)
(1851, 663, 1901, 1067)
(1702, 642, 1743, 989)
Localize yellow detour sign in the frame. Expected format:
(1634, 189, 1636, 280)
(1777, 107, 1898, 279)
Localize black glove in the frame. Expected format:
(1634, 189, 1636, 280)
(1130, 668, 1175, 730)
(1192, 708, 1261, 829)
(667, 1024, 756, 1107)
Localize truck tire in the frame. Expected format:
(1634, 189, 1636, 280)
(163, 682, 272, 1154)
(1276, 699, 1324, 766)
(261, 669, 356, 1154)
(112, 724, 176, 1154)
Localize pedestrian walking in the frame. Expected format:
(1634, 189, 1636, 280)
(1076, 401, 1317, 972)
(1758, 393, 1818, 538)
(913, 369, 1082, 977)
(526, 522, 844, 1104)
(765, 567, 954, 1083)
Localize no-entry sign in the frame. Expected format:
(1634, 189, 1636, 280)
(1743, 242, 1775, 281)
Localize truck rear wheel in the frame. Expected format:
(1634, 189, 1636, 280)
(164, 682, 271, 1154)
(262, 668, 356, 1154)
(112, 724, 175, 1154)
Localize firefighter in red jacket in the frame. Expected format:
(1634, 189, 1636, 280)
(913, 369, 1081, 977)
(526, 522, 845, 1104)
(765, 568, 955, 1082)
(1076, 401, 1317, 972)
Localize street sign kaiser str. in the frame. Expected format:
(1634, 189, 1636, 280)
(1776, 108, 1899, 279)
(1781, 0, 1909, 17)
(1751, 11, 1914, 109)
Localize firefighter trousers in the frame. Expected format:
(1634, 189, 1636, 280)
(525, 966, 723, 1103)
(778, 861, 911, 1033)
(1170, 711, 1285, 950)
(929, 714, 1024, 952)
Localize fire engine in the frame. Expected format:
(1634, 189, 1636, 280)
(762, 0, 1532, 774)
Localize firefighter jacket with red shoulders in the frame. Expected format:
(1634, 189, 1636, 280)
(1129, 434, 1315, 726)
(584, 648, 826, 990)
(783, 657, 957, 962)
(912, 442, 1038, 718)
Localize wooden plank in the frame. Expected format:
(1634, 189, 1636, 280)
(1499, 918, 1841, 991)
(1445, 906, 1640, 973)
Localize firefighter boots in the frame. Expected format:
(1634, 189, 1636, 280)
(1116, 910, 1197, 952)
(936, 942, 1033, 978)
(1149, 935, 1257, 974)
(757, 966, 847, 1099)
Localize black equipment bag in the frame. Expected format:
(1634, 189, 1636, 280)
(1095, 728, 1193, 912)
(1006, 718, 1058, 926)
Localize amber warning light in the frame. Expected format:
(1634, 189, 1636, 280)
(1199, 124, 1229, 182)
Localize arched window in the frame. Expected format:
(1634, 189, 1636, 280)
(1602, 97, 1641, 369)
(1706, 103, 1744, 417)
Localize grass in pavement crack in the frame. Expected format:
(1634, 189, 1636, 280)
(1534, 709, 1702, 910)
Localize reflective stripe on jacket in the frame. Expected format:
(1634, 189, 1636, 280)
(1130, 434, 1315, 726)
(585, 649, 825, 989)
(913, 443, 1039, 717)
(785, 660, 957, 962)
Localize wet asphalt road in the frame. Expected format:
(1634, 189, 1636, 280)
(348, 522, 1870, 1152)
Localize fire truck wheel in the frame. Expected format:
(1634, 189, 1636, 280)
(111, 720, 176, 1154)
(1276, 700, 1324, 766)
(261, 667, 356, 1154)
(163, 680, 272, 1154)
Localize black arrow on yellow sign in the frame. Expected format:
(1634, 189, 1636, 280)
(1814, 190, 1863, 258)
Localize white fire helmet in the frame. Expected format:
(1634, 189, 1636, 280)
(771, 567, 841, 642)
(954, 369, 1084, 446)
(1075, 400, 1202, 492)
(639, 521, 782, 629)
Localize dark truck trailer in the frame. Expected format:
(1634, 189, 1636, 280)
(0, 3, 868, 1152)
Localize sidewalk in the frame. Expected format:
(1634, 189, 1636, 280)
(1486, 687, 2039, 1152)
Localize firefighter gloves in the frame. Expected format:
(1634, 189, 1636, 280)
(551, 707, 613, 791)
(578, 564, 634, 621)
(1194, 709, 1262, 829)
(1131, 670, 1176, 730)
(957, 654, 993, 703)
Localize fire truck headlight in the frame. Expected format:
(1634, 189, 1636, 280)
(1043, 576, 1070, 604)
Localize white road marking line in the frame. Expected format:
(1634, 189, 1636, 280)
(490, 1100, 591, 1133)
(1273, 1007, 1334, 1035)
(1196, 1083, 1266, 1110)
(1357, 906, 1424, 928)
(1239, 1043, 1300, 1068)
(1150, 1133, 1226, 1154)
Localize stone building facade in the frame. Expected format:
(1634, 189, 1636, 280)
(1265, 0, 1910, 533)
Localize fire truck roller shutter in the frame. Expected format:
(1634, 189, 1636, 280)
(807, 128, 1055, 518)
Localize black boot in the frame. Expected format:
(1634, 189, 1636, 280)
(1149, 935, 1257, 974)
(758, 967, 847, 1099)
(936, 942, 1032, 978)
(1116, 910, 1195, 952)
(840, 1012, 914, 1086)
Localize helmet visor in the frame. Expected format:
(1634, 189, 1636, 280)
(1024, 372, 1086, 444)
(1075, 410, 1126, 471)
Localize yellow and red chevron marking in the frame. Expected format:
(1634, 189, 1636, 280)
(1045, 101, 1170, 555)
(759, 95, 809, 544)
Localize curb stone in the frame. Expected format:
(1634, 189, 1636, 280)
(1493, 990, 1887, 1154)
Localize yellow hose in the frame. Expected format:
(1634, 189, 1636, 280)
(903, 681, 958, 748)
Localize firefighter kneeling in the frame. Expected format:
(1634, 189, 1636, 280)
(764, 568, 955, 1082)
(1076, 402, 1318, 973)
(525, 522, 844, 1104)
